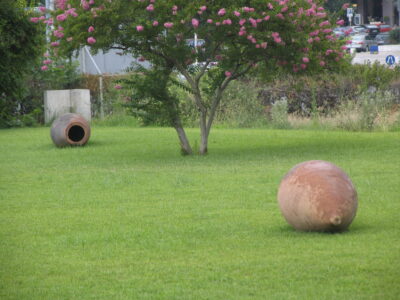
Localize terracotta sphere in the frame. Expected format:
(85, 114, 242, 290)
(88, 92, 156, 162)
(277, 160, 358, 232)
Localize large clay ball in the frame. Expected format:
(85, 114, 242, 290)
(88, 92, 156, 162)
(277, 160, 358, 232)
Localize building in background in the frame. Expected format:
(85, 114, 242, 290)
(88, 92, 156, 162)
(353, 0, 399, 25)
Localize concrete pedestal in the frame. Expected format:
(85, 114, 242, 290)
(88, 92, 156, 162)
(44, 89, 91, 124)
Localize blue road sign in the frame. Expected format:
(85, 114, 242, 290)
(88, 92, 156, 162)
(386, 55, 396, 66)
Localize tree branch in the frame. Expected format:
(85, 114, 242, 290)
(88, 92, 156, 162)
(206, 63, 254, 133)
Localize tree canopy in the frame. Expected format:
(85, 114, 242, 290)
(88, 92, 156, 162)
(33, 0, 349, 154)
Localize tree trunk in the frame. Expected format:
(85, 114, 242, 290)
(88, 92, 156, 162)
(174, 125, 193, 155)
(199, 111, 208, 155)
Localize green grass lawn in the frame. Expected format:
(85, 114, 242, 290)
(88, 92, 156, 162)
(0, 126, 399, 299)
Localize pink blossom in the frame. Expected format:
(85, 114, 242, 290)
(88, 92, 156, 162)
(215, 22, 220, 26)
(342, 3, 350, 9)
(336, 19, 345, 26)
(164, 22, 173, 29)
(281, 6, 288, 13)
(301, 64, 307, 70)
(66, 8, 78, 17)
(261, 42, 267, 49)
(274, 37, 282, 43)
(264, 16, 270, 21)
(50, 41, 60, 47)
(172, 5, 178, 11)
(222, 19, 232, 25)
(81, 0, 90, 10)
(323, 29, 332, 34)
(238, 31, 246, 36)
(302, 57, 309, 63)
(200, 6, 207, 11)
(56, 14, 67, 22)
(207, 19, 213, 24)
(43, 59, 52, 65)
(38, 6, 46, 13)
(153, 21, 159, 26)
(314, 37, 321, 42)
(225, 71, 232, 77)
(256, 44, 260, 48)
(53, 30, 64, 38)
(146, 4, 154, 12)
(276, 13, 284, 20)
(243, 7, 250, 12)
(319, 20, 330, 27)
(136, 25, 144, 32)
(239, 19, 246, 26)
(56, 0, 67, 10)
(114, 84, 122, 90)
(192, 18, 199, 28)
(249, 18, 257, 27)
(88, 26, 95, 32)
(320, 61, 326, 67)
(87, 37, 96, 44)
(267, 3, 273, 10)
(326, 49, 333, 55)
(218, 8, 226, 16)
(307, 38, 313, 43)
(67, 37, 73, 42)
(41, 66, 48, 71)
(30, 17, 39, 23)
(43, 53, 50, 57)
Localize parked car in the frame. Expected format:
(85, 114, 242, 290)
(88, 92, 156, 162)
(346, 34, 376, 52)
(378, 24, 392, 32)
(361, 24, 380, 37)
(375, 32, 391, 45)
(351, 26, 367, 34)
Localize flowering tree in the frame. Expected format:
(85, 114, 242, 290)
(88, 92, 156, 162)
(33, 0, 349, 155)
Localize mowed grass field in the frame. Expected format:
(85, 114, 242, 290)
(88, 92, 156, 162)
(0, 126, 399, 299)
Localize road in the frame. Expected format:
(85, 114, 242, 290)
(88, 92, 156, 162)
(352, 45, 400, 66)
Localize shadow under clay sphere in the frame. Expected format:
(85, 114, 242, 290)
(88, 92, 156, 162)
(278, 160, 358, 232)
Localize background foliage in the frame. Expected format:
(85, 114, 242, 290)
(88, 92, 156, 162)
(0, 0, 45, 127)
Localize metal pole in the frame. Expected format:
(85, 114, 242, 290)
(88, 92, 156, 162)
(99, 76, 105, 119)
(84, 46, 104, 119)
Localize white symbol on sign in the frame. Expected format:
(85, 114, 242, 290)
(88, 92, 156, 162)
(386, 55, 396, 65)
(347, 8, 354, 17)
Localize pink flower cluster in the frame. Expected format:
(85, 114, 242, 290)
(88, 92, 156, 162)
(32, 0, 348, 73)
